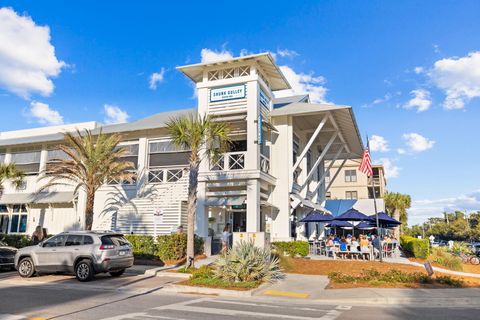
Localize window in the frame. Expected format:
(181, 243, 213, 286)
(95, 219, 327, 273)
(11, 149, 41, 175)
(84, 236, 94, 245)
(345, 191, 358, 200)
(0, 205, 9, 234)
(368, 187, 381, 199)
(325, 192, 332, 199)
(10, 205, 27, 233)
(229, 140, 247, 152)
(108, 143, 139, 184)
(148, 141, 190, 168)
(43, 235, 67, 247)
(65, 235, 83, 246)
(46, 149, 70, 173)
(324, 169, 331, 184)
(101, 235, 129, 246)
(345, 169, 357, 182)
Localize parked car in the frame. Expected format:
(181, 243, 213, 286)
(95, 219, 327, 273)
(14, 231, 134, 281)
(0, 241, 17, 271)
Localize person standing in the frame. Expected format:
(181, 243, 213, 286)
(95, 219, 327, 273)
(221, 223, 231, 254)
(32, 226, 43, 245)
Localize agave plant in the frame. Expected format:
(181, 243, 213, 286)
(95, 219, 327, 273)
(214, 240, 283, 283)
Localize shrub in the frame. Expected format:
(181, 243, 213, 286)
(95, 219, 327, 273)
(430, 247, 463, 271)
(400, 235, 430, 259)
(124, 235, 156, 257)
(156, 233, 204, 261)
(328, 268, 463, 287)
(0, 234, 33, 248)
(272, 241, 309, 257)
(214, 240, 283, 283)
(451, 241, 472, 255)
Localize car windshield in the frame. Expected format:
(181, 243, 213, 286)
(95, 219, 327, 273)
(101, 235, 129, 246)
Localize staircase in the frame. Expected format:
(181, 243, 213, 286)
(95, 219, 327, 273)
(113, 173, 189, 235)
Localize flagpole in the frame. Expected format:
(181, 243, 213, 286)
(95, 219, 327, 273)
(367, 135, 383, 262)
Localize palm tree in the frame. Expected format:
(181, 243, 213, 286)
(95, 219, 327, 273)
(0, 163, 25, 196)
(167, 114, 230, 266)
(384, 192, 411, 238)
(38, 130, 136, 230)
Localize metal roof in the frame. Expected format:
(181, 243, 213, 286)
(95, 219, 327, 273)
(273, 94, 309, 108)
(177, 52, 291, 91)
(0, 191, 75, 204)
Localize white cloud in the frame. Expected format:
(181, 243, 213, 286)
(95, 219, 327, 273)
(369, 135, 389, 152)
(275, 65, 328, 104)
(103, 104, 129, 124)
(409, 189, 480, 225)
(149, 68, 165, 90)
(403, 89, 432, 112)
(277, 49, 299, 58)
(397, 148, 406, 155)
(0, 7, 65, 99)
(26, 101, 64, 125)
(414, 66, 424, 74)
(200, 48, 234, 63)
(402, 133, 435, 152)
(378, 158, 400, 179)
(430, 51, 480, 110)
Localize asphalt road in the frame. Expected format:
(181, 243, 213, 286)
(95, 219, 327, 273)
(1, 270, 480, 320)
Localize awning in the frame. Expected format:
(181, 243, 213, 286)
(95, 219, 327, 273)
(0, 192, 76, 205)
(205, 196, 246, 207)
(291, 193, 330, 213)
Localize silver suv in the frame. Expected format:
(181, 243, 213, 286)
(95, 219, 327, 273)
(14, 231, 134, 281)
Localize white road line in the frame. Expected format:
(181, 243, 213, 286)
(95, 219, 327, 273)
(100, 312, 186, 320)
(158, 305, 338, 320)
(211, 299, 334, 311)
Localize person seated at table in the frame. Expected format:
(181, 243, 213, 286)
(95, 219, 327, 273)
(346, 234, 352, 244)
(326, 236, 334, 247)
(333, 235, 340, 243)
(351, 236, 360, 251)
(340, 236, 347, 244)
(339, 241, 348, 258)
(359, 235, 369, 249)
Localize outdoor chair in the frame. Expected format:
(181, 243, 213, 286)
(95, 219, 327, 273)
(383, 243, 394, 258)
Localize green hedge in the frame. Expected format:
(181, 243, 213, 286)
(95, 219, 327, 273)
(400, 235, 430, 259)
(156, 233, 204, 261)
(272, 241, 309, 257)
(125, 233, 204, 262)
(0, 234, 33, 248)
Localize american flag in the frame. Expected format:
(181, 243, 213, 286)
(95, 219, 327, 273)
(359, 148, 373, 177)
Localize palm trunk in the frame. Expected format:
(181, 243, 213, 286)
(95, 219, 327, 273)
(393, 209, 401, 239)
(186, 162, 199, 266)
(85, 190, 95, 231)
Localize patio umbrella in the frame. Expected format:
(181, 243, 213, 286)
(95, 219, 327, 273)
(355, 221, 376, 230)
(368, 212, 402, 225)
(325, 220, 353, 228)
(299, 210, 334, 222)
(335, 208, 370, 221)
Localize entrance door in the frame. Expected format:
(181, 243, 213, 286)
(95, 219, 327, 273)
(232, 211, 246, 232)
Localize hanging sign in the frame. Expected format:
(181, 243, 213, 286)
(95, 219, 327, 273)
(210, 84, 246, 102)
(153, 208, 164, 224)
(259, 89, 270, 108)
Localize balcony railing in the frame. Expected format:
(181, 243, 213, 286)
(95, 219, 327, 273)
(148, 167, 187, 183)
(260, 154, 270, 174)
(210, 152, 246, 171)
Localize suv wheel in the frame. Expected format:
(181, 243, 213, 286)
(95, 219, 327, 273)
(18, 257, 35, 278)
(75, 260, 94, 282)
(109, 269, 125, 277)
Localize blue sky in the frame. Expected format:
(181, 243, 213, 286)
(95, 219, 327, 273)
(1, 1, 479, 224)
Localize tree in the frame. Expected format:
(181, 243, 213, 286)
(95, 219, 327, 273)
(38, 130, 136, 230)
(167, 114, 230, 266)
(384, 192, 411, 238)
(0, 163, 25, 196)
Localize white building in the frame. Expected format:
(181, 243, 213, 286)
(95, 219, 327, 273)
(0, 53, 364, 246)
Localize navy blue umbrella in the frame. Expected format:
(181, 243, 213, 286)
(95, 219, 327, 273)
(355, 221, 376, 230)
(368, 212, 402, 225)
(335, 208, 370, 221)
(299, 210, 334, 223)
(326, 220, 354, 228)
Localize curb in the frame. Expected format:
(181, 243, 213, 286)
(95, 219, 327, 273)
(313, 296, 480, 306)
(162, 281, 273, 297)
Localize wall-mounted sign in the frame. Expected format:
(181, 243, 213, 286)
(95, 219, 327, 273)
(210, 84, 246, 102)
(257, 114, 263, 145)
(259, 89, 270, 108)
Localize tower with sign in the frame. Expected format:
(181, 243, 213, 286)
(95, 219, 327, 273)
(177, 53, 290, 242)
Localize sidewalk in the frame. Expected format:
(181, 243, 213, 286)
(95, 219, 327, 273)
(253, 273, 480, 306)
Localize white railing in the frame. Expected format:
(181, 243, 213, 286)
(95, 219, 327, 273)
(148, 166, 188, 183)
(210, 151, 246, 171)
(260, 154, 270, 174)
